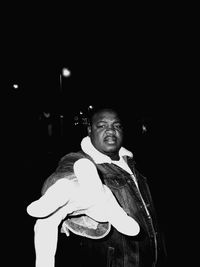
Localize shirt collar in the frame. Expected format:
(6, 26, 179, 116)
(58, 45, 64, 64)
(81, 136, 133, 164)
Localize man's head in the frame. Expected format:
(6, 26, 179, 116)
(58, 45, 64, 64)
(87, 107, 124, 160)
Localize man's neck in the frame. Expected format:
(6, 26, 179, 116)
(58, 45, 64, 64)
(106, 152, 120, 161)
(81, 136, 133, 164)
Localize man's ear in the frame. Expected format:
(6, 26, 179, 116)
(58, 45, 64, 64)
(87, 125, 91, 136)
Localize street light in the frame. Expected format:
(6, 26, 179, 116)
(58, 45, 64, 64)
(62, 67, 71, 77)
(59, 67, 71, 93)
(59, 67, 71, 137)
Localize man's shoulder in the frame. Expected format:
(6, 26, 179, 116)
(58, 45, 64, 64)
(58, 150, 95, 167)
(41, 151, 95, 195)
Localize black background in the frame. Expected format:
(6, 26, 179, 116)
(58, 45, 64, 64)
(3, 4, 191, 266)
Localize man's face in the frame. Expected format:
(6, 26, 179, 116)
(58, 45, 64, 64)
(87, 109, 123, 159)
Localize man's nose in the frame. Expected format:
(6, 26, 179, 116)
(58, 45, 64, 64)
(105, 126, 116, 134)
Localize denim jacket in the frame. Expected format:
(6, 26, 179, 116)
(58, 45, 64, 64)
(41, 150, 166, 266)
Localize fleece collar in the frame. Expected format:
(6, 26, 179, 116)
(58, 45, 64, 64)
(81, 136, 133, 164)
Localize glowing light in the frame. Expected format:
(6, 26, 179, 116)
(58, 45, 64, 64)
(62, 68, 71, 77)
(13, 84, 19, 89)
(142, 125, 147, 132)
(88, 105, 93, 110)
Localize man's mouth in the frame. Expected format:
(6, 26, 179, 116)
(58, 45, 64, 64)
(104, 136, 117, 144)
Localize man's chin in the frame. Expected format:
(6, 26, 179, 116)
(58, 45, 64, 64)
(103, 145, 119, 154)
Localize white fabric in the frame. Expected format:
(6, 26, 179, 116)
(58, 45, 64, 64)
(81, 136, 138, 187)
(81, 136, 133, 164)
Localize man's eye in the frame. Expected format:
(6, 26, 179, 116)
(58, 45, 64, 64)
(115, 124, 123, 129)
(97, 125, 105, 128)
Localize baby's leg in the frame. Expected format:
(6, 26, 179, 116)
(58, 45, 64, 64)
(73, 159, 105, 206)
(27, 178, 75, 218)
(74, 159, 140, 236)
(34, 204, 69, 267)
(102, 185, 140, 236)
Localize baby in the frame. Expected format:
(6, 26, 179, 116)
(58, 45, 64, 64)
(27, 158, 140, 267)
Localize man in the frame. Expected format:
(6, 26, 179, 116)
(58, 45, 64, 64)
(27, 106, 167, 266)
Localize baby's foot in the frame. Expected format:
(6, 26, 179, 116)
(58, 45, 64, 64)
(27, 179, 75, 218)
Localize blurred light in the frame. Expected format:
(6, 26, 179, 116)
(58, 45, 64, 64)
(142, 125, 147, 133)
(88, 105, 93, 110)
(62, 68, 71, 77)
(13, 84, 19, 89)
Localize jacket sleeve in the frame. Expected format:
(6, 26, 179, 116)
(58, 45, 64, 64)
(41, 152, 86, 195)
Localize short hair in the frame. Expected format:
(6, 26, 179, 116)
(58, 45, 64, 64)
(87, 104, 124, 126)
